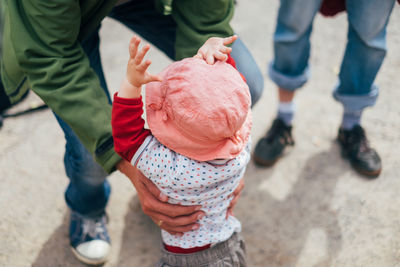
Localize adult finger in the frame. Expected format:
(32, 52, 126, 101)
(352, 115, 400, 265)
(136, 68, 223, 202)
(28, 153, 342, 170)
(165, 230, 184, 237)
(222, 35, 238, 45)
(226, 179, 244, 218)
(117, 161, 166, 202)
(226, 191, 242, 215)
(135, 172, 203, 218)
(124, 167, 204, 231)
(144, 202, 204, 232)
(151, 209, 204, 228)
(142, 196, 202, 219)
(226, 193, 240, 219)
(229, 192, 241, 209)
(161, 222, 200, 233)
(228, 178, 244, 199)
(135, 169, 168, 202)
(152, 214, 200, 233)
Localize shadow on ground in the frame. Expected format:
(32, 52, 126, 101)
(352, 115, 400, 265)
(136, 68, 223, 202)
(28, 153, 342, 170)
(32, 199, 161, 267)
(242, 143, 344, 267)
(33, 143, 344, 267)
(32, 214, 93, 267)
(114, 199, 161, 267)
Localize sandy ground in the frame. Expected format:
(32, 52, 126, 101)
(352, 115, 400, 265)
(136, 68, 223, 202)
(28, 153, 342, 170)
(1, 2, 400, 267)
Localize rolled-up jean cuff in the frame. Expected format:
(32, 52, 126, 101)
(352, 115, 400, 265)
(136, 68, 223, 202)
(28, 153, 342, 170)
(333, 84, 379, 112)
(268, 62, 310, 91)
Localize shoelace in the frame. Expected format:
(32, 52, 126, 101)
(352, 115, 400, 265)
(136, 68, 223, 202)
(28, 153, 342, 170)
(266, 120, 294, 145)
(348, 127, 371, 153)
(345, 126, 379, 162)
(81, 216, 106, 239)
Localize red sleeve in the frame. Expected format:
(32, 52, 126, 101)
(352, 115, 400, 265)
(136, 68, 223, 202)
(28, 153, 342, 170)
(226, 53, 237, 69)
(226, 54, 247, 83)
(111, 93, 151, 162)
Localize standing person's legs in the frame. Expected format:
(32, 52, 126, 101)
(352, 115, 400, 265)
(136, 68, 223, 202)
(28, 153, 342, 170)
(334, 0, 395, 177)
(58, 26, 111, 218)
(254, 0, 323, 166)
(230, 38, 264, 106)
(109, 0, 264, 106)
(54, 27, 112, 265)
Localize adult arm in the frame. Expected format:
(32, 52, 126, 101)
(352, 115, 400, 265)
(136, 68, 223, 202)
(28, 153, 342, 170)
(172, 0, 235, 60)
(7, 1, 203, 232)
(7, 0, 120, 172)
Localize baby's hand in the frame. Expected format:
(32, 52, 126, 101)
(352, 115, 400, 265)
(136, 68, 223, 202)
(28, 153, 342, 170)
(194, 35, 237, 65)
(126, 36, 162, 88)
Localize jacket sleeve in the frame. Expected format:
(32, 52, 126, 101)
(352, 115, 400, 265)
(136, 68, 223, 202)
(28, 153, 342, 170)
(172, 0, 235, 60)
(111, 93, 151, 162)
(7, 0, 120, 173)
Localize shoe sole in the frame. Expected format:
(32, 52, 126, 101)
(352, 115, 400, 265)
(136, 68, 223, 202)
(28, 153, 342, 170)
(252, 143, 295, 167)
(352, 163, 381, 178)
(71, 247, 108, 265)
(338, 142, 382, 179)
(252, 154, 280, 167)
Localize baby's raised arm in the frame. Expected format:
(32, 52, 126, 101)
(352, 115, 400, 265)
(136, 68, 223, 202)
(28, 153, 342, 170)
(194, 35, 238, 65)
(118, 36, 162, 99)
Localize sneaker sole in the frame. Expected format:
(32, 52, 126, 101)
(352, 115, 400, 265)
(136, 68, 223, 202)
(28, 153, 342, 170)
(71, 247, 108, 265)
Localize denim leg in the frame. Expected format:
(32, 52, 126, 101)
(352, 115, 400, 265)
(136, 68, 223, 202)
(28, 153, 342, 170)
(333, 0, 395, 111)
(55, 27, 111, 217)
(230, 37, 264, 107)
(269, 0, 323, 91)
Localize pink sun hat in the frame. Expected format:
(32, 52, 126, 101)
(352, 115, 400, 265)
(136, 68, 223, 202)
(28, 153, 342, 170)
(145, 57, 252, 161)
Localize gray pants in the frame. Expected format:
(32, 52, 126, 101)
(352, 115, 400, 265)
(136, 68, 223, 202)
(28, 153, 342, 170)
(157, 233, 246, 267)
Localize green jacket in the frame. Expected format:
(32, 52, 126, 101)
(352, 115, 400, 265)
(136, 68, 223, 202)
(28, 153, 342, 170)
(0, 0, 234, 173)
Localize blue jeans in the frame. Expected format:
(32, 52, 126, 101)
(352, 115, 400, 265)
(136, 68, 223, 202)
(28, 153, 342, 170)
(54, 27, 111, 217)
(269, 0, 395, 111)
(57, 0, 264, 217)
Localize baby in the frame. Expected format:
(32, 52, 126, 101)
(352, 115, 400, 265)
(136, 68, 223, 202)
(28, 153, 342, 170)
(112, 35, 251, 267)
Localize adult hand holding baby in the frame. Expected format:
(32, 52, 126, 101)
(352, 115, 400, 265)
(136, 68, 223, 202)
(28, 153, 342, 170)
(117, 160, 204, 236)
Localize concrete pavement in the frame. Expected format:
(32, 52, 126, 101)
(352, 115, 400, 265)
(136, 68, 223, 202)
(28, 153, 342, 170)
(1, 2, 400, 266)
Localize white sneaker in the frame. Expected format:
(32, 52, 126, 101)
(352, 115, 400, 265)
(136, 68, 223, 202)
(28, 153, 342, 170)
(69, 211, 111, 265)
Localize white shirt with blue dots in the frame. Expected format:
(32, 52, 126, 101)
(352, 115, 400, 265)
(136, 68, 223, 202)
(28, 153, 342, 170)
(131, 135, 251, 248)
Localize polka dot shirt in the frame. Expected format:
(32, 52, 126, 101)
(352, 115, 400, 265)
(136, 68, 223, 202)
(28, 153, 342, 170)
(131, 135, 251, 248)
